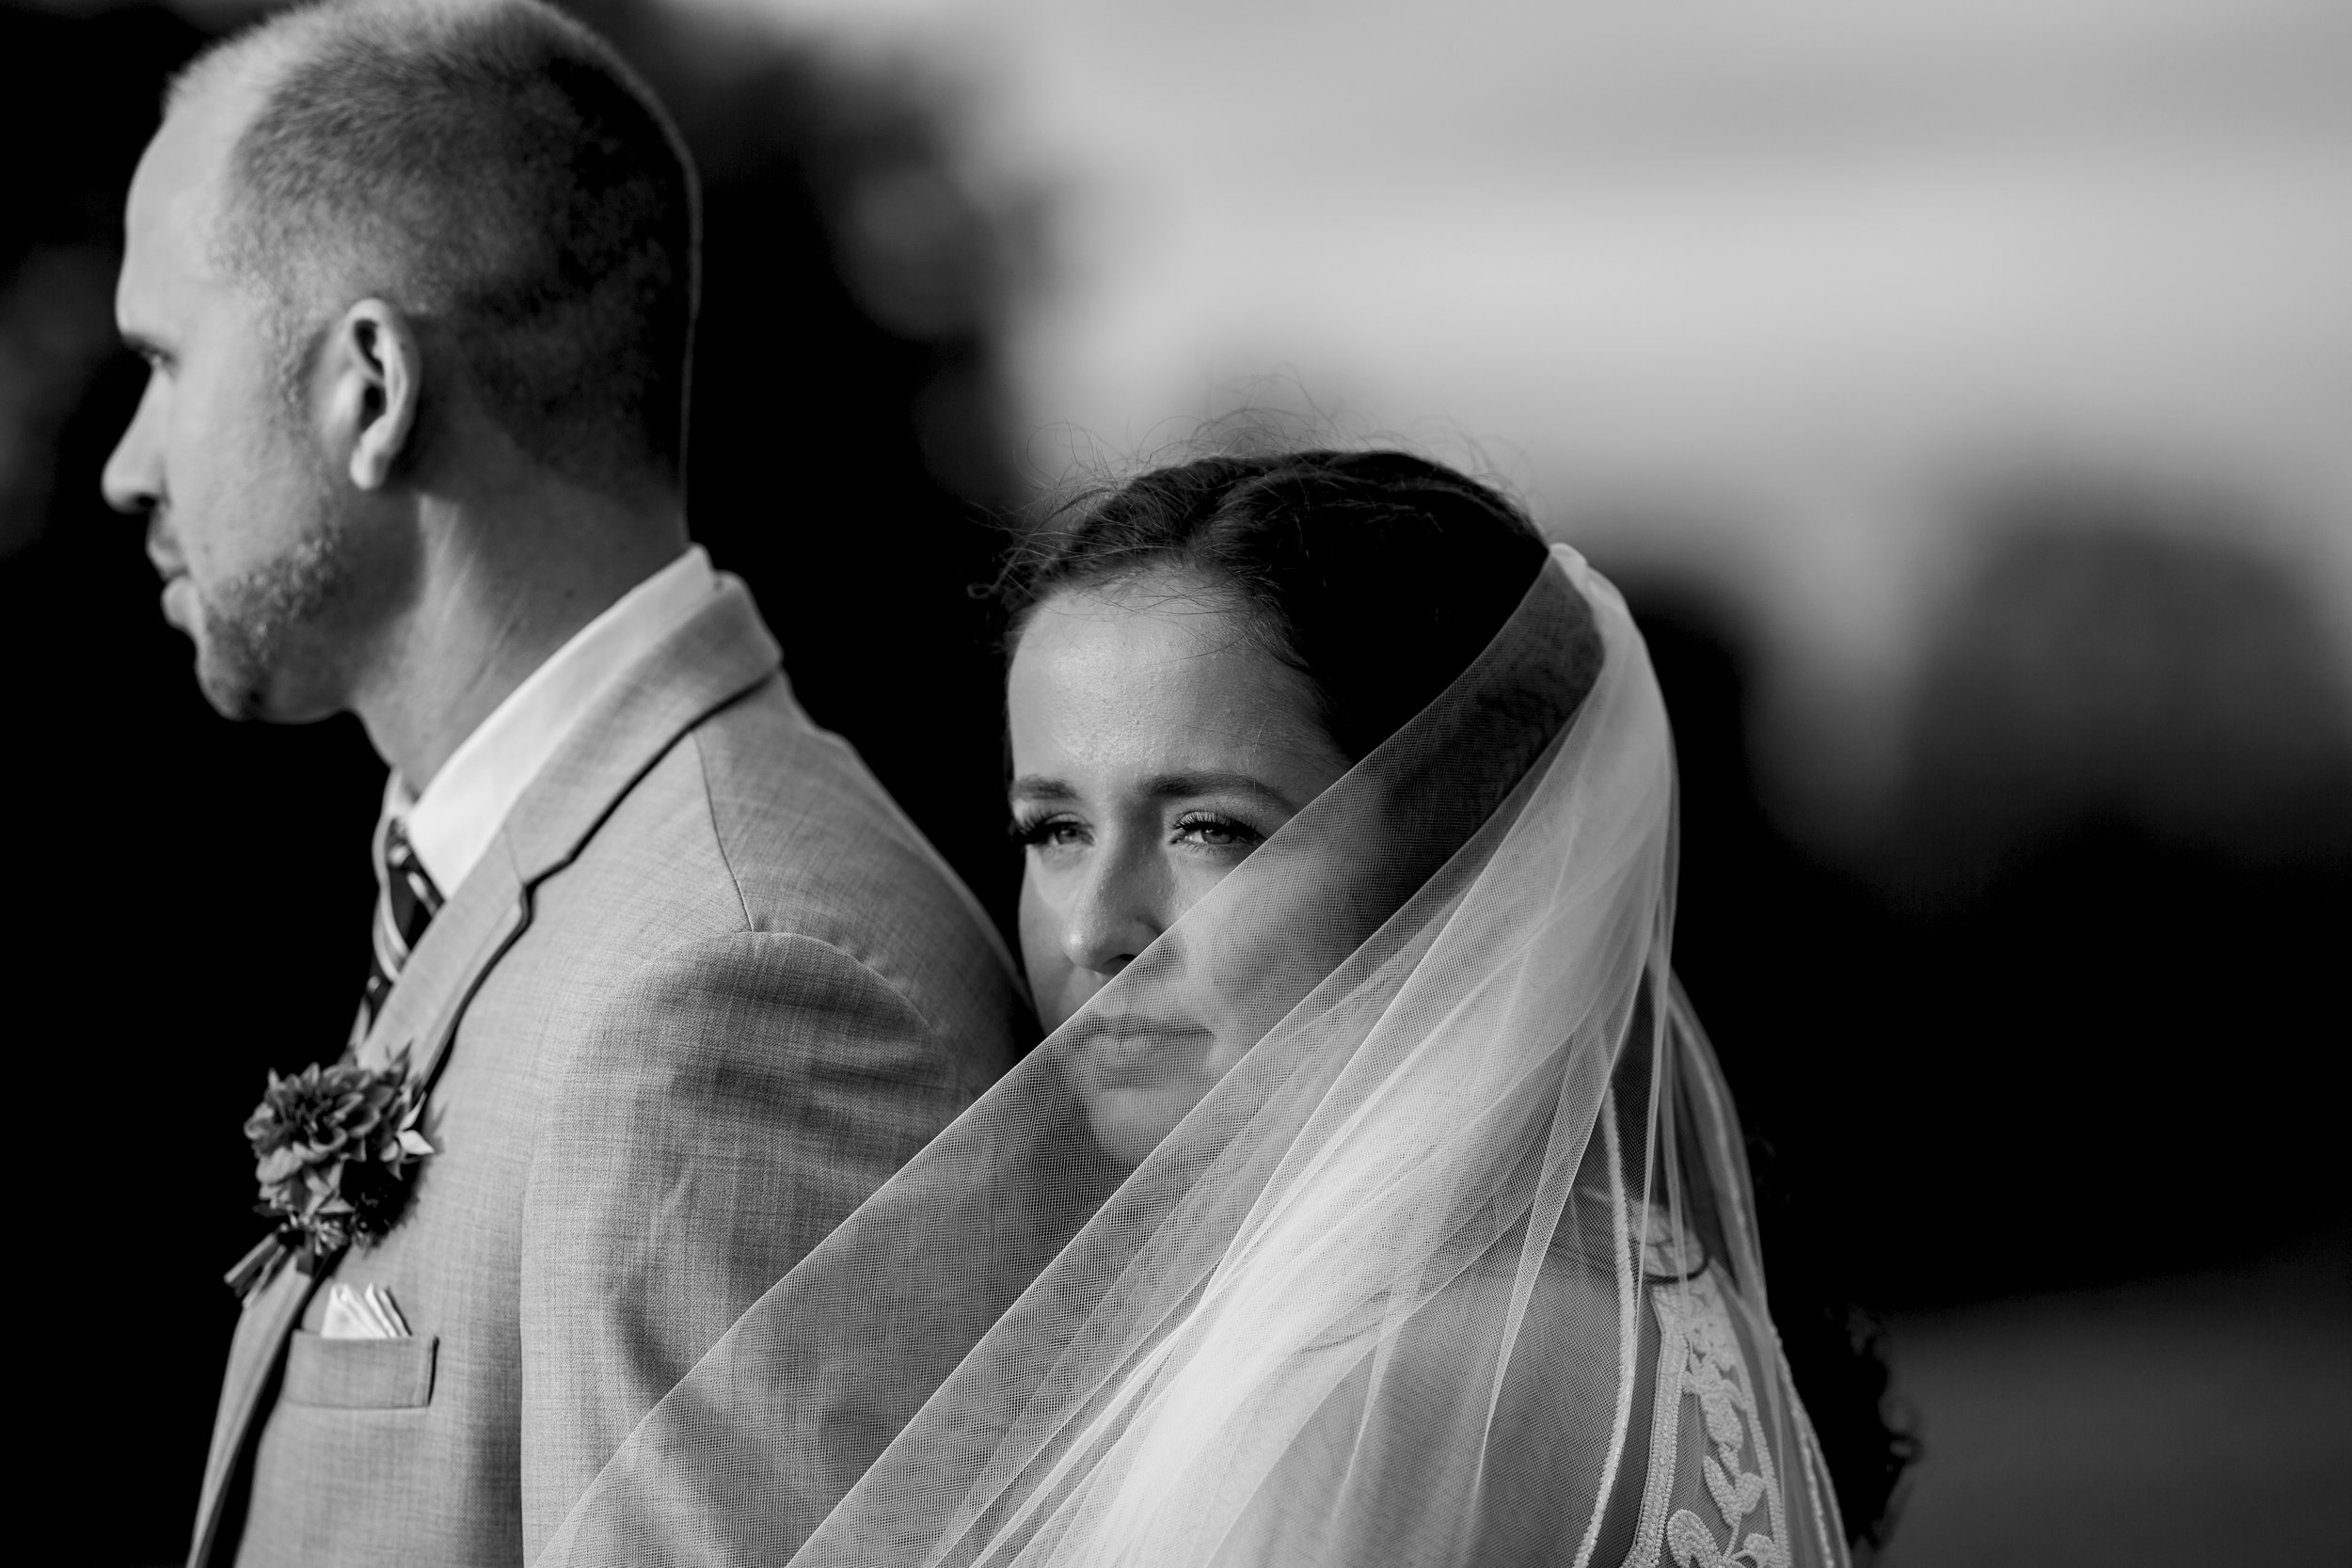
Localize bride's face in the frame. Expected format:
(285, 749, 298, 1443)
(1009, 569, 1353, 1152)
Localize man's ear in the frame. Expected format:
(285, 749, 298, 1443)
(324, 299, 421, 491)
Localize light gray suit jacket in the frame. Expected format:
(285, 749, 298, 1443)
(192, 577, 1026, 1567)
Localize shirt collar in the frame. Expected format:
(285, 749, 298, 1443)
(382, 546, 719, 899)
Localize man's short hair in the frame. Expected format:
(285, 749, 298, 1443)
(176, 0, 699, 489)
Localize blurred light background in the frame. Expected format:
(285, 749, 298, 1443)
(4, 0, 2346, 1562)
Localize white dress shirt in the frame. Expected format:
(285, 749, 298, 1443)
(379, 546, 720, 900)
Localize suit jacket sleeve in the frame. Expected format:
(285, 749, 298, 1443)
(517, 929, 967, 1558)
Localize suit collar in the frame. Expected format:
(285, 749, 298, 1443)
(390, 546, 722, 898)
(501, 570, 780, 888)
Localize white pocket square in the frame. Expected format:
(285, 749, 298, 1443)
(322, 1282, 411, 1340)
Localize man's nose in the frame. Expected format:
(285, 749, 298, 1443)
(102, 371, 164, 515)
(1061, 848, 1165, 978)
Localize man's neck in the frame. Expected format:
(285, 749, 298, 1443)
(355, 491, 689, 792)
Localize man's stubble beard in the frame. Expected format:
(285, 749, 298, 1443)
(190, 315, 391, 722)
(191, 500, 370, 722)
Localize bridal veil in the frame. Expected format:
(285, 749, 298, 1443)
(542, 546, 1848, 1568)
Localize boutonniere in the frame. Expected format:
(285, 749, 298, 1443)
(224, 1052, 436, 1302)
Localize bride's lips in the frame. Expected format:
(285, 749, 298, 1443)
(1058, 1014, 1218, 1088)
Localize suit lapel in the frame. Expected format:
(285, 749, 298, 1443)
(355, 847, 530, 1084)
(189, 576, 783, 1564)
(187, 1262, 320, 1567)
(186, 851, 534, 1568)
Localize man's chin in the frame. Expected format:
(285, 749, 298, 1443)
(190, 644, 272, 721)
(190, 630, 331, 723)
(183, 526, 375, 723)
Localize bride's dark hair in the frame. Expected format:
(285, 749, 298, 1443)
(1004, 446, 1912, 1554)
(1005, 449, 1551, 762)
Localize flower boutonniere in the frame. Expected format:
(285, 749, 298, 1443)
(224, 1053, 435, 1302)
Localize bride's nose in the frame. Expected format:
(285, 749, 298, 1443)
(1060, 846, 1165, 977)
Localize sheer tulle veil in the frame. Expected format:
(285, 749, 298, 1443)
(541, 546, 1849, 1568)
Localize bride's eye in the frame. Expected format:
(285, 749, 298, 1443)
(1172, 812, 1263, 851)
(1010, 812, 1089, 850)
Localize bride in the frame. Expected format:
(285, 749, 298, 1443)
(543, 451, 1865, 1567)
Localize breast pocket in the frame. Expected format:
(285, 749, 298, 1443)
(280, 1332, 438, 1410)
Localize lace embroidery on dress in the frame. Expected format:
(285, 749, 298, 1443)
(1623, 1269, 1791, 1568)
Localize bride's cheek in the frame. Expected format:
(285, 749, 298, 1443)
(1016, 877, 1066, 989)
(1169, 854, 1245, 918)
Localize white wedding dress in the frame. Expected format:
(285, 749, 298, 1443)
(540, 546, 1848, 1568)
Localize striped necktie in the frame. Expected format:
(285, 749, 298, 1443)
(360, 816, 445, 1032)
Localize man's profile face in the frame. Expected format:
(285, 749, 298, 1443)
(103, 83, 369, 722)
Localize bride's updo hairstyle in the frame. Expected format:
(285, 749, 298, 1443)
(1005, 450, 1562, 766)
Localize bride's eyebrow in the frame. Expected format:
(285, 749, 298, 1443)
(1142, 772, 1294, 809)
(1009, 772, 1296, 810)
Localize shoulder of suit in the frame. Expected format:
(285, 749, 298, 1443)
(684, 680, 926, 847)
(671, 678, 1001, 954)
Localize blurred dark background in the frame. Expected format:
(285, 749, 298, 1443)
(3, 2, 2344, 1563)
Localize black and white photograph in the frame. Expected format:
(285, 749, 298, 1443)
(4, 2, 2346, 1564)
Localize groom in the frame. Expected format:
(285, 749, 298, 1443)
(103, 2, 1024, 1563)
